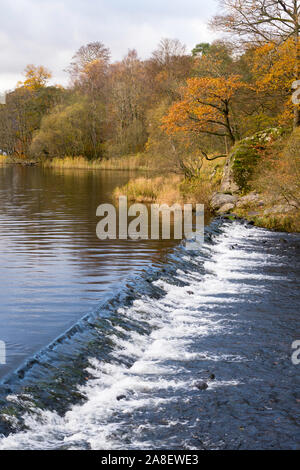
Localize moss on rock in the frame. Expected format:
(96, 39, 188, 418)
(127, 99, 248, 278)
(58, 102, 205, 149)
(231, 128, 283, 192)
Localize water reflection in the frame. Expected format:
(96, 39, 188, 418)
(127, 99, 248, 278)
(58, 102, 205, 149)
(0, 165, 179, 379)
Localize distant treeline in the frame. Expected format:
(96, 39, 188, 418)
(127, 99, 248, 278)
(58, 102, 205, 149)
(0, 0, 299, 176)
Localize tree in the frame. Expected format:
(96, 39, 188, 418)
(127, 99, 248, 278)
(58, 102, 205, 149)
(211, 0, 300, 127)
(0, 85, 63, 157)
(162, 75, 248, 148)
(30, 97, 106, 159)
(192, 43, 211, 57)
(18, 64, 52, 90)
(67, 42, 110, 83)
(107, 50, 148, 155)
(252, 38, 297, 125)
(147, 38, 193, 100)
(193, 41, 235, 79)
(66, 42, 111, 158)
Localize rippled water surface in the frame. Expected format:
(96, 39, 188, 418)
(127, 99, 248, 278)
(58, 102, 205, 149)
(0, 165, 299, 450)
(0, 165, 178, 380)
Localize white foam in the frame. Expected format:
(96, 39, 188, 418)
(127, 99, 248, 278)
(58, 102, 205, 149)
(0, 223, 273, 450)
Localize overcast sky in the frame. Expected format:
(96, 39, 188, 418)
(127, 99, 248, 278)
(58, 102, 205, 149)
(0, 0, 219, 93)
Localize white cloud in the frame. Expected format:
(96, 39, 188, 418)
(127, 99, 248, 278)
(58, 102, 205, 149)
(0, 0, 219, 92)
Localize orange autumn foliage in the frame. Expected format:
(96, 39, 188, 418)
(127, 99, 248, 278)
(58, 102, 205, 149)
(162, 75, 249, 144)
(252, 39, 300, 125)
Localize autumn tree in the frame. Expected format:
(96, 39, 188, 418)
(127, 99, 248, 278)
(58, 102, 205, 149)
(252, 38, 298, 125)
(18, 64, 52, 90)
(147, 38, 193, 101)
(162, 75, 248, 147)
(211, 0, 300, 127)
(0, 64, 62, 157)
(30, 97, 105, 159)
(67, 41, 111, 83)
(66, 42, 111, 158)
(0, 86, 63, 157)
(107, 50, 148, 155)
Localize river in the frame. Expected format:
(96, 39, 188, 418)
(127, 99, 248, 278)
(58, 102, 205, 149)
(0, 164, 299, 449)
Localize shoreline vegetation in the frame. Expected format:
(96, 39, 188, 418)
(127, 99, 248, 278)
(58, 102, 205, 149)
(1, 2, 299, 232)
(42, 154, 153, 171)
(2, 129, 299, 233)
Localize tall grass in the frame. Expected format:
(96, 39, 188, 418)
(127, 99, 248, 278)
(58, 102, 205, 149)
(114, 172, 221, 207)
(42, 154, 154, 171)
(114, 176, 182, 204)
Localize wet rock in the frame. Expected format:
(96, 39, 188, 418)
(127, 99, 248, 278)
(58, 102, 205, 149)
(116, 395, 127, 401)
(195, 381, 209, 391)
(209, 374, 215, 381)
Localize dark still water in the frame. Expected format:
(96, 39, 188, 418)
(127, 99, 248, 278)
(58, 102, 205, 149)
(0, 165, 178, 380)
(0, 165, 299, 450)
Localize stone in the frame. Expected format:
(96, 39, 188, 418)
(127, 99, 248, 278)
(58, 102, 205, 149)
(210, 192, 238, 211)
(220, 157, 240, 194)
(116, 395, 127, 401)
(236, 192, 262, 209)
(217, 203, 235, 214)
(264, 204, 295, 215)
(195, 381, 209, 391)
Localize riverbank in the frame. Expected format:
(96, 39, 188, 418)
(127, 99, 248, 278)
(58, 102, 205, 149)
(113, 128, 300, 233)
(113, 157, 225, 209)
(2, 126, 299, 232)
(210, 128, 300, 232)
(0, 154, 154, 171)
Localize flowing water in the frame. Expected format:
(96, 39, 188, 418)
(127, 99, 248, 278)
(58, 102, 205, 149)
(0, 165, 299, 450)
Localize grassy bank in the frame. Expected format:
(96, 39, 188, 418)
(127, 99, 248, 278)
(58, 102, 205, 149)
(114, 158, 225, 208)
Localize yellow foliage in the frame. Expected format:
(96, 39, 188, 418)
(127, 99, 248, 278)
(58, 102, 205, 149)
(18, 64, 52, 90)
(252, 39, 299, 125)
(253, 39, 297, 92)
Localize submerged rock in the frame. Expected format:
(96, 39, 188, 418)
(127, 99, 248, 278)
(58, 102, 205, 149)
(195, 381, 209, 391)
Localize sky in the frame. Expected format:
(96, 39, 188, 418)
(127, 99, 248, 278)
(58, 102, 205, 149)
(0, 0, 219, 93)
